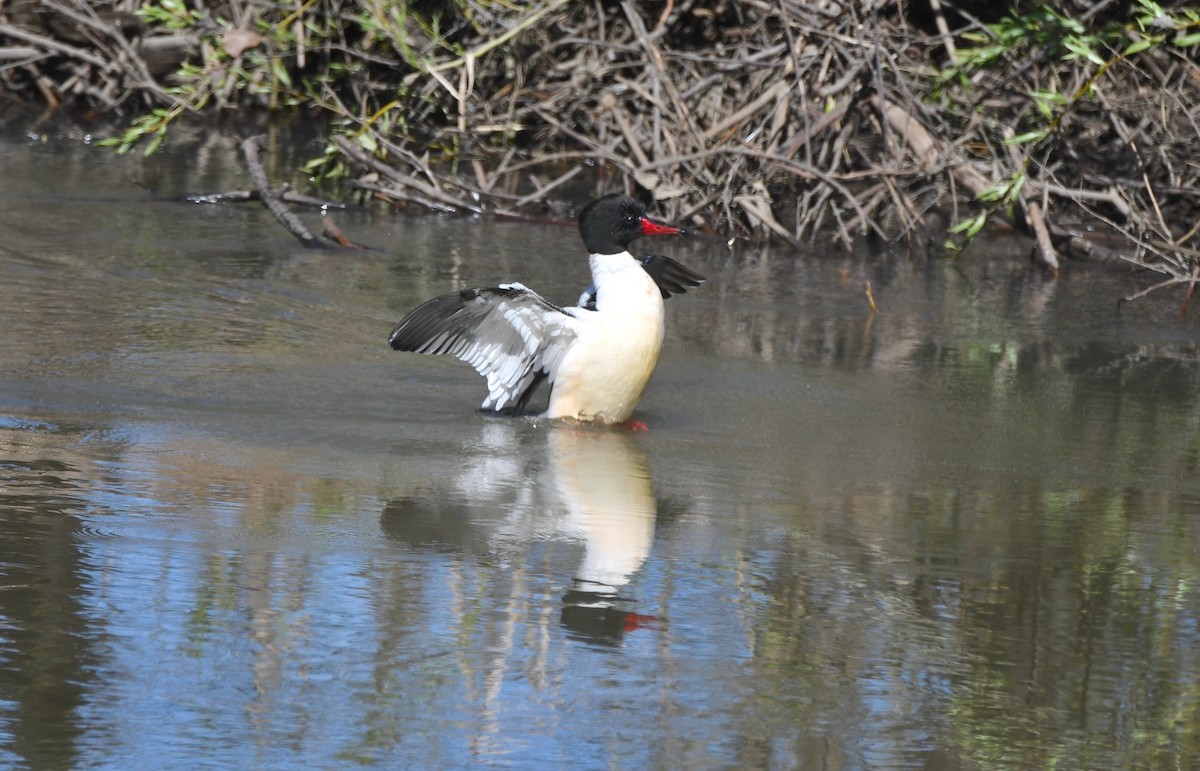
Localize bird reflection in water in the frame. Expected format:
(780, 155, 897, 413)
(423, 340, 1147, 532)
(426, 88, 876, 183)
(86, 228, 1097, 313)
(548, 427, 659, 645)
(379, 423, 660, 647)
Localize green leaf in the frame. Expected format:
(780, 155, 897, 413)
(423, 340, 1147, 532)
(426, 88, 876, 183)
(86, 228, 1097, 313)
(1063, 36, 1105, 65)
(272, 57, 292, 87)
(949, 212, 988, 237)
(1123, 38, 1154, 55)
(1005, 172, 1027, 205)
(143, 130, 166, 156)
(1030, 89, 1065, 119)
(977, 182, 1009, 203)
(1029, 89, 1066, 104)
(356, 132, 378, 153)
(1005, 130, 1047, 145)
(1173, 31, 1200, 47)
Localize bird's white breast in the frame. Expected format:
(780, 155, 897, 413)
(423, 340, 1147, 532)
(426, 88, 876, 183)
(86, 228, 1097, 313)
(546, 253, 666, 423)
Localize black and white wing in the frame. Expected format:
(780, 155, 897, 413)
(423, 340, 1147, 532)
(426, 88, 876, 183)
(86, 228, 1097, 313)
(389, 283, 579, 413)
(577, 255, 705, 311)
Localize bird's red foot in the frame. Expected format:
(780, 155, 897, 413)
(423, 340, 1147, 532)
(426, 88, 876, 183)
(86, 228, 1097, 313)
(623, 420, 650, 432)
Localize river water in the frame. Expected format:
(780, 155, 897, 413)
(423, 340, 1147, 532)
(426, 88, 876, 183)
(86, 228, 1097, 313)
(1, 120, 1198, 770)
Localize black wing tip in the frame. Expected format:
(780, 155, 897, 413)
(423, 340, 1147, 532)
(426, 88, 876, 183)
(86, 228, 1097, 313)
(387, 329, 410, 350)
(637, 254, 705, 298)
(387, 290, 474, 351)
(388, 316, 420, 350)
(388, 326, 432, 351)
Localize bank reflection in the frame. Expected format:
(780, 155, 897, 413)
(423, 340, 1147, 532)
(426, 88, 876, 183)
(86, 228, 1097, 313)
(381, 424, 658, 647)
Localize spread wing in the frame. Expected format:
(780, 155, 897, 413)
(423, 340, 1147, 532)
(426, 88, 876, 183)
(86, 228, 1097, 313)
(389, 283, 579, 412)
(577, 255, 705, 310)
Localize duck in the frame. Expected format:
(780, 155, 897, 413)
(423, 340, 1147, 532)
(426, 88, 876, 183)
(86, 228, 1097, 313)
(387, 194, 703, 424)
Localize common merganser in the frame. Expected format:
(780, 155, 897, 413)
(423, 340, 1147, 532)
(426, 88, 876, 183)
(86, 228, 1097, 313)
(387, 194, 704, 423)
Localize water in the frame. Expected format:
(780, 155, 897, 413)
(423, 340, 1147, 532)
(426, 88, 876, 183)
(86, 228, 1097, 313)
(1, 120, 1199, 769)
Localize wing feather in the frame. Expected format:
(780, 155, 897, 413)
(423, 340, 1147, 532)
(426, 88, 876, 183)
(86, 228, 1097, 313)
(389, 283, 579, 412)
(638, 254, 705, 298)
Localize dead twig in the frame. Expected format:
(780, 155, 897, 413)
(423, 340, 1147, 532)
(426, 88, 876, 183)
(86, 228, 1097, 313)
(334, 135, 482, 214)
(0, 21, 114, 70)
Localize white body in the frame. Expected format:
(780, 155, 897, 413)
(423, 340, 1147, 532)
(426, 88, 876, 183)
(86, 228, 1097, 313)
(547, 251, 665, 423)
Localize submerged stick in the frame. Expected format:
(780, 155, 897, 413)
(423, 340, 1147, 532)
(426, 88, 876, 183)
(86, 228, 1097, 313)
(241, 135, 322, 248)
(322, 218, 364, 250)
(1024, 200, 1060, 274)
(185, 190, 345, 208)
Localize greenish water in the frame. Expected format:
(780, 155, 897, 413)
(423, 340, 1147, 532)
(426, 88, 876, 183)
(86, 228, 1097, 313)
(1, 122, 1198, 770)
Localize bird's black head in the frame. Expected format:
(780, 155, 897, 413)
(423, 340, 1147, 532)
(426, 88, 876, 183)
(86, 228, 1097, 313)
(577, 194, 682, 255)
